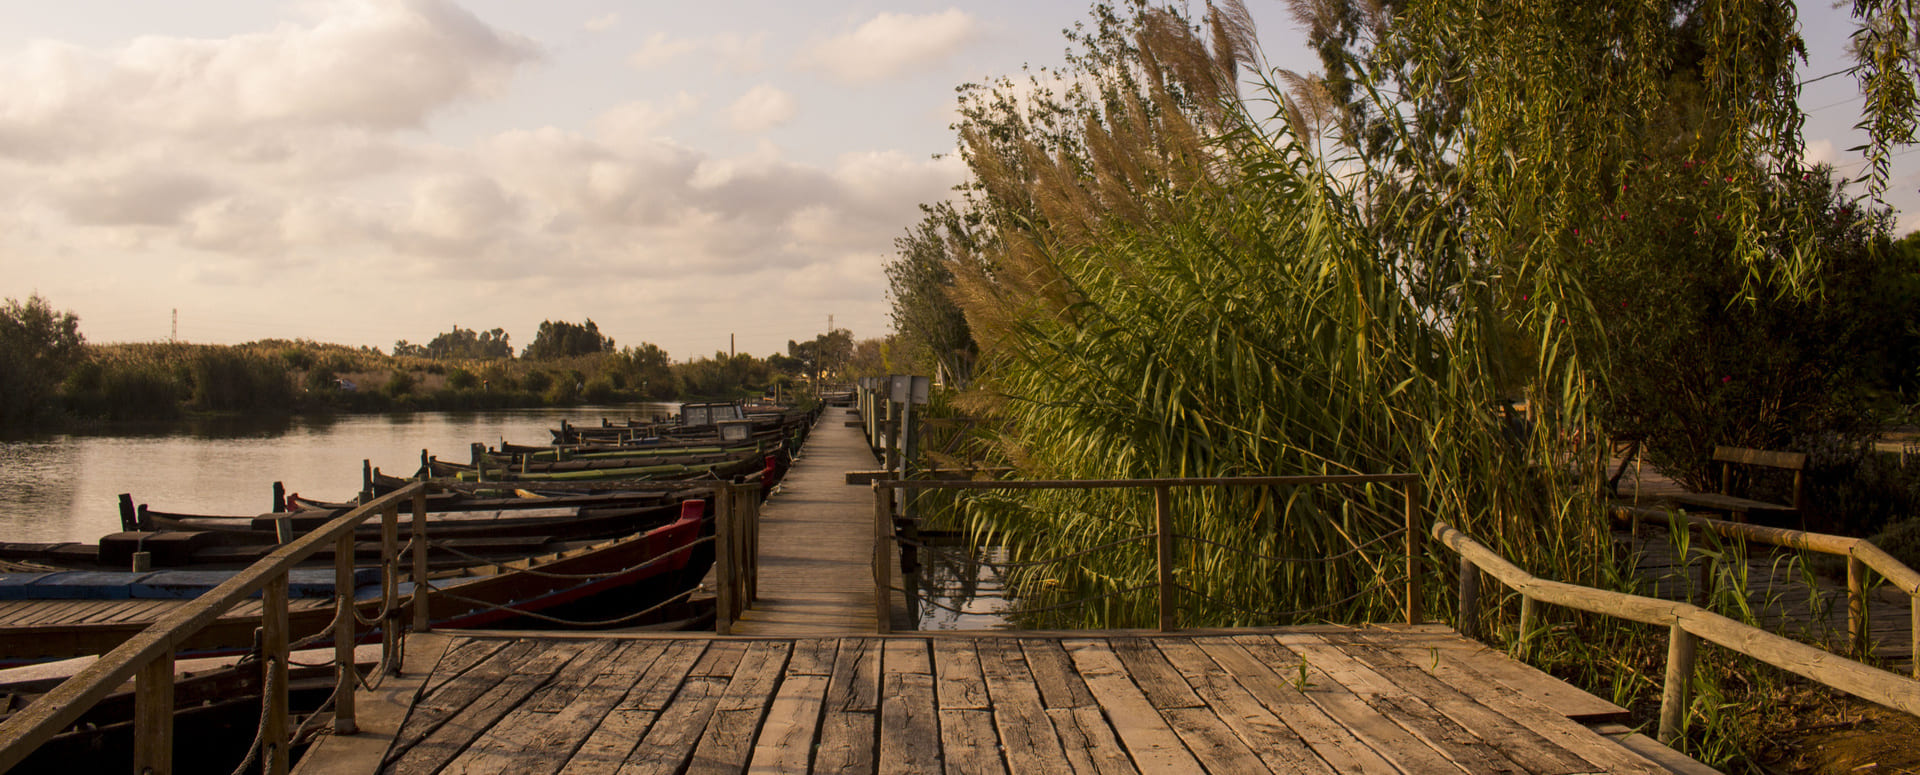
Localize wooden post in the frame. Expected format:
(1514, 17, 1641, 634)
(1694, 553, 1713, 607)
(1457, 555, 1480, 640)
(471, 443, 487, 483)
(334, 531, 358, 735)
(1156, 486, 1175, 632)
(411, 488, 429, 634)
(1517, 595, 1537, 660)
(133, 650, 175, 774)
(1404, 480, 1422, 625)
(1848, 555, 1869, 659)
(263, 575, 291, 775)
(360, 460, 373, 504)
(1912, 596, 1919, 680)
(272, 481, 286, 514)
(118, 493, 138, 532)
(745, 485, 760, 604)
(1659, 620, 1698, 746)
(716, 485, 735, 636)
(874, 483, 894, 634)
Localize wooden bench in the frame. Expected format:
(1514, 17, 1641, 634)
(1668, 445, 1806, 524)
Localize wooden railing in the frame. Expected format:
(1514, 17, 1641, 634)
(713, 481, 762, 635)
(0, 482, 432, 775)
(870, 474, 1423, 634)
(1617, 505, 1920, 669)
(1436, 521, 1920, 745)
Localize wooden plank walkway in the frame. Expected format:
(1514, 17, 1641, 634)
(729, 405, 906, 636)
(1609, 457, 1915, 672)
(310, 625, 1714, 774)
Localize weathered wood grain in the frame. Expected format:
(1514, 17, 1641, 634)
(1153, 638, 1336, 774)
(388, 640, 589, 775)
(687, 640, 791, 774)
(977, 638, 1071, 775)
(1062, 639, 1202, 773)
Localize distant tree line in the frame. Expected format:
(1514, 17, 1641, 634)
(0, 306, 886, 430)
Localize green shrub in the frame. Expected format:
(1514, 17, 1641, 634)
(447, 368, 479, 390)
(1871, 518, 1920, 572)
(384, 370, 416, 397)
(583, 376, 617, 404)
(522, 370, 553, 394)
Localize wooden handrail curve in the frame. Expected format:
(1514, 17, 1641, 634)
(1434, 520, 1920, 744)
(0, 482, 430, 774)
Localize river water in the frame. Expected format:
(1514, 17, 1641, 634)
(0, 405, 677, 544)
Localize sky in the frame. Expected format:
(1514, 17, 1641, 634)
(0, 1, 1912, 360)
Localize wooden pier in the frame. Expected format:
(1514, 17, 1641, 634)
(298, 405, 1715, 774)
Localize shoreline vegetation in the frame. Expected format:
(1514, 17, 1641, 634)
(1, 311, 883, 433)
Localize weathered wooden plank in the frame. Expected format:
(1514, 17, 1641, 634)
(1269, 634, 1526, 774)
(565, 641, 709, 773)
(786, 638, 839, 676)
(932, 638, 990, 711)
(816, 637, 882, 773)
(1154, 638, 1337, 774)
(937, 708, 1006, 775)
(392, 640, 541, 754)
(879, 640, 940, 773)
(1591, 723, 1725, 775)
(422, 637, 515, 696)
(977, 638, 1072, 775)
(1061, 639, 1202, 773)
(747, 674, 829, 774)
(1158, 706, 1275, 774)
(1336, 636, 1667, 775)
(687, 640, 791, 774)
(1296, 632, 1605, 775)
(1190, 637, 1395, 773)
(621, 642, 746, 773)
(1352, 630, 1630, 723)
(620, 640, 711, 712)
(435, 636, 622, 771)
(1108, 637, 1203, 710)
(1228, 635, 1469, 774)
(524, 640, 664, 713)
(389, 640, 590, 775)
(1018, 639, 1096, 709)
(1042, 706, 1139, 775)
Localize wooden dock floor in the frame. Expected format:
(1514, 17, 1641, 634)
(729, 405, 905, 636)
(310, 624, 1711, 774)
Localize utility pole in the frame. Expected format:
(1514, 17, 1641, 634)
(828, 313, 833, 334)
(730, 333, 735, 358)
(171, 309, 177, 342)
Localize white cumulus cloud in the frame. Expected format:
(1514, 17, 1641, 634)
(798, 9, 978, 83)
(727, 85, 797, 133)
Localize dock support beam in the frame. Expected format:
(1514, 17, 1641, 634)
(1659, 620, 1698, 745)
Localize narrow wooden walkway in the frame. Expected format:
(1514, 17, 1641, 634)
(308, 625, 1713, 774)
(729, 405, 900, 636)
(1609, 458, 1915, 672)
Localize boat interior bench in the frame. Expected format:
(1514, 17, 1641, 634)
(1668, 445, 1806, 525)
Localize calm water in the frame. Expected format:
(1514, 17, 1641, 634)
(0, 405, 677, 544)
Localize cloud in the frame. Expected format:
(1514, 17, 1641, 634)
(0, 0, 540, 162)
(591, 94, 700, 142)
(1806, 138, 1836, 167)
(626, 31, 764, 74)
(798, 9, 978, 83)
(727, 85, 797, 133)
(627, 31, 699, 69)
(583, 13, 619, 33)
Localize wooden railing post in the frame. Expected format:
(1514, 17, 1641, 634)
(745, 486, 761, 604)
(411, 488, 429, 634)
(1911, 595, 1919, 680)
(874, 483, 894, 634)
(1404, 480, 1422, 624)
(333, 531, 358, 735)
(133, 650, 174, 774)
(1457, 555, 1480, 640)
(263, 575, 291, 775)
(1155, 485, 1175, 632)
(716, 485, 736, 636)
(1516, 595, 1537, 661)
(1659, 620, 1699, 746)
(1848, 555, 1869, 659)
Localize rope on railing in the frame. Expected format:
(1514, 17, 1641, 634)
(890, 533, 1149, 571)
(1172, 577, 1402, 621)
(430, 586, 698, 628)
(224, 653, 282, 775)
(421, 535, 712, 580)
(1174, 528, 1406, 565)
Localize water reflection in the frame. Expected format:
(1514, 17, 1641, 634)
(0, 404, 677, 544)
(909, 543, 1017, 630)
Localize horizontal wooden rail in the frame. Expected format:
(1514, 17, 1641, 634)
(874, 474, 1422, 632)
(1617, 504, 1920, 671)
(0, 482, 431, 774)
(1435, 521, 1920, 745)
